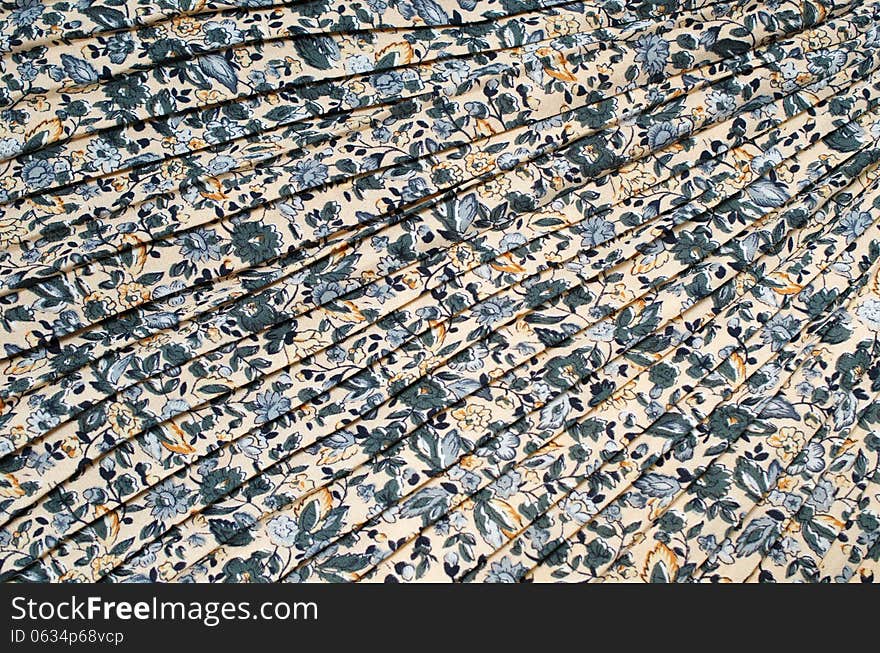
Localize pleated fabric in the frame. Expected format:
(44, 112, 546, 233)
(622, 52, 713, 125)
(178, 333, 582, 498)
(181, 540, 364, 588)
(1, 0, 879, 584)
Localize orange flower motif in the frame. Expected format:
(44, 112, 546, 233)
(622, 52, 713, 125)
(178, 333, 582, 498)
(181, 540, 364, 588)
(464, 151, 496, 175)
(451, 404, 492, 432)
(106, 402, 141, 439)
(116, 282, 150, 309)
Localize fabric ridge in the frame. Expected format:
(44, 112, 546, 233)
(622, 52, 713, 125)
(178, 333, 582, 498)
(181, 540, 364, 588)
(0, 0, 879, 583)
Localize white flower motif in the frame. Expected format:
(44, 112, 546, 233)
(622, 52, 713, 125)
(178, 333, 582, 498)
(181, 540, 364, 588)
(855, 297, 880, 331)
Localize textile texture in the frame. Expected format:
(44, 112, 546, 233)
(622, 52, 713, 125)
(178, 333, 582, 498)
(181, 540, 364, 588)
(1, 0, 880, 583)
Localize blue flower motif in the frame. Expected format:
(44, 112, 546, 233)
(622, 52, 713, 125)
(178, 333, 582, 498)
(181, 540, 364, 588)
(86, 139, 122, 173)
(474, 296, 516, 325)
(21, 158, 57, 189)
(633, 34, 670, 75)
(146, 481, 191, 521)
(11, 0, 44, 27)
(373, 71, 404, 96)
(252, 390, 292, 424)
(266, 515, 299, 547)
(177, 228, 223, 263)
(290, 158, 329, 189)
(485, 557, 527, 583)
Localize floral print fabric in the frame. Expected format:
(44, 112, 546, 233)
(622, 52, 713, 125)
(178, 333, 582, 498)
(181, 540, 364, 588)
(1, 0, 880, 584)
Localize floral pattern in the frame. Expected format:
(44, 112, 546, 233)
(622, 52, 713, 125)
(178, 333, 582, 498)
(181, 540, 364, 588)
(1, 0, 880, 584)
